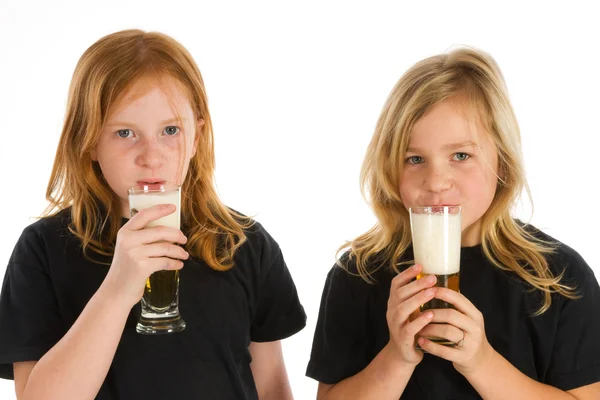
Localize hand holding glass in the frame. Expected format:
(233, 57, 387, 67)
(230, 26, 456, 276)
(409, 206, 461, 347)
(129, 183, 186, 335)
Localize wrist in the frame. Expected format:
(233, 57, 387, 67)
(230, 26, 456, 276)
(382, 342, 420, 375)
(97, 279, 138, 314)
(458, 344, 498, 380)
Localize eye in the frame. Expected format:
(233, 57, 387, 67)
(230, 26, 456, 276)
(116, 129, 134, 138)
(406, 155, 424, 165)
(163, 126, 180, 136)
(453, 152, 470, 161)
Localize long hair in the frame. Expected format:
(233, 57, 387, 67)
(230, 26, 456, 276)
(45, 29, 252, 271)
(341, 47, 577, 314)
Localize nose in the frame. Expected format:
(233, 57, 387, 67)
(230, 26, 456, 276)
(135, 138, 165, 169)
(423, 162, 452, 193)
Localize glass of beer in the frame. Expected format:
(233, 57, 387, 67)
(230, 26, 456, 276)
(128, 183, 186, 335)
(409, 206, 461, 347)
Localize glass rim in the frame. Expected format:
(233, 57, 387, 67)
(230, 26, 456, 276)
(409, 205, 461, 214)
(128, 183, 181, 194)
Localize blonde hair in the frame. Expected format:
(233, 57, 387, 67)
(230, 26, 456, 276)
(45, 29, 252, 271)
(341, 47, 577, 314)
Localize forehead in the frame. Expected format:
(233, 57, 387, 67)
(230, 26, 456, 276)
(409, 97, 489, 147)
(107, 75, 194, 120)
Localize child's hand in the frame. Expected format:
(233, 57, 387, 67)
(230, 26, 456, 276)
(103, 204, 189, 308)
(386, 264, 438, 365)
(416, 288, 495, 376)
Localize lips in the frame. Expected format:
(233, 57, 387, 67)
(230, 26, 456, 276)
(137, 179, 166, 185)
(136, 180, 166, 190)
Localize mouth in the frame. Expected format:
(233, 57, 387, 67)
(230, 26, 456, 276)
(136, 180, 166, 188)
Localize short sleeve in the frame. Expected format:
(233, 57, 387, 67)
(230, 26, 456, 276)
(306, 265, 369, 384)
(249, 230, 306, 342)
(0, 226, 65, 380)
(545, 251, 600, 390)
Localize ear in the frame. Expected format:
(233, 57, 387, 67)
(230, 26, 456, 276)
(90, 148, 97, 161)
(190, 118, 204, 158)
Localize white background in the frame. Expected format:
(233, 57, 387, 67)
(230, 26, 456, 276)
(1, 1, 599, 398)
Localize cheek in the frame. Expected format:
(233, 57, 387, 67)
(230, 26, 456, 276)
(172, 133, 196, 159)
(398, 173, 419, 204)
(459, 169, 497, 220)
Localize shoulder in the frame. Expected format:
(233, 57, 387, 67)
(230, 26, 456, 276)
(520, 222, 597, 292)
(243, 218, 276, 245)
(324, 250, 394, 297)
(24, 208, 72, 237)
(228, 214, 285, 277)
(11, 209, 72, 264)
(336, 249, 396, 280)
(242, 218, 280, 258)
(225, 208, 278, 251)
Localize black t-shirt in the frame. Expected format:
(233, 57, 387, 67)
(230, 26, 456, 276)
(0, 209, 306, 399)
(306, 229, 600, 399)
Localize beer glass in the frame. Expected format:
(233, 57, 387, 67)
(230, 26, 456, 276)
(128, 183, 186, 335)
(409, 206, 461, 346)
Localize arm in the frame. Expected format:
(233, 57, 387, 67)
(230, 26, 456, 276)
(316, 343, 417, 400)
(14, 205, 188, 400)
(249, 341, 293, 400)
(312, 265, 438, 400)
(15, 284, 131, 400)
(419, 288, 600, 400)
(463, 350, 600, 400)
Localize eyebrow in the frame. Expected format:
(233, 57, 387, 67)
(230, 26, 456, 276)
(406, 140, 478, 153)
(105, 118, 187, 128)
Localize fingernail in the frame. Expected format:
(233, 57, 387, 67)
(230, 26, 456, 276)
(425, 311, 433, 319)
(426, 275, 436, 284)
(413, 264, 421, 271)
(425, 288, 436, 297)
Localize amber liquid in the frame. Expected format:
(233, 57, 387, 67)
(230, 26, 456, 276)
(414, 271, 460, 347)
(416, 271, 459, 311)
(144, 269, 179, 312)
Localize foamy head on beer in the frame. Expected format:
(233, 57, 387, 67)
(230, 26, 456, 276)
(128, 184, 181, 229)
(409, 206, 461, 309)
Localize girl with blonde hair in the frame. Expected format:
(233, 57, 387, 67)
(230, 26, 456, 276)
(306, 47, 600, 399)
(0, 29, 305, 400)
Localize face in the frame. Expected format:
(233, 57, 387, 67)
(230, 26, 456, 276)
(91, 77, 202, 217)
(399, 98, 499, 246)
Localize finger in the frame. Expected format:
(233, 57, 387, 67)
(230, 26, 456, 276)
(143, 242, 189, 260)
(146, 257, 185, 273)
(433, 288, 481, 321)
(391, 264, 423, 289)
(124, 204, 177, 231)
(394, 273, 437, 304)
(135, 226, 188, 245)
(399, 310, 434, 339)
(394, 287, 437, 321)
(418, 323, 464, 344)
(417, 337, 460, 362)
(429, 308, 477, 335)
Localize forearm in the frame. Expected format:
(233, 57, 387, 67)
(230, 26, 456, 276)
(257, 364, 293, 400)
(464, 350, 576, 400)
(21, 283, 131, 400)
(322, 344, 416, 400)
(260, 381, 293, 400)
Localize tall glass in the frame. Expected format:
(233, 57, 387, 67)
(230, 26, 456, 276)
(128, 183, 186, 335)
(409, 206, 461, 347)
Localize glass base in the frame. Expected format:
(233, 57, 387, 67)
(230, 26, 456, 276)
(136, 315, 186, 335)
(416, 336, 459, 351)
